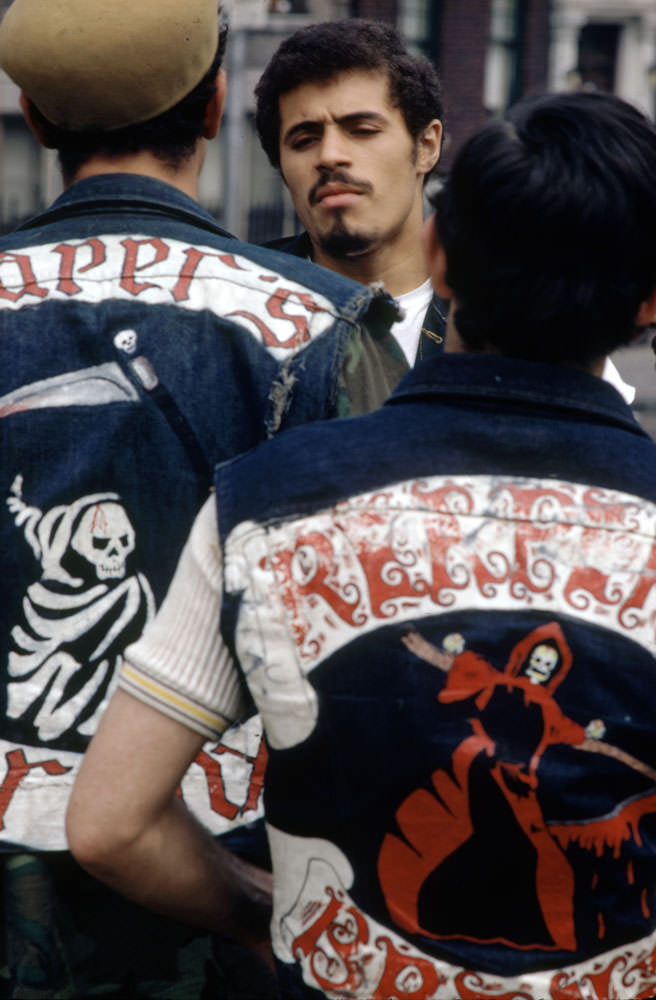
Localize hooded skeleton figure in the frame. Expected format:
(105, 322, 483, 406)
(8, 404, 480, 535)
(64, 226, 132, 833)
(6, 478, 154, 742)
(381, 621, 594, 950)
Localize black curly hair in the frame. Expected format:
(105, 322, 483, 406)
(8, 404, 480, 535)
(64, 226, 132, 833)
(255, 19, 443, 171)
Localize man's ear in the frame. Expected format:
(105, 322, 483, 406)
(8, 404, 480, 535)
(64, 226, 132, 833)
(202, 68, 227, 140)
(636, 287, 656, 328)
(19, 92, 55, 148)
(421, 214, 451, 298)
(416, 119, 443, 177)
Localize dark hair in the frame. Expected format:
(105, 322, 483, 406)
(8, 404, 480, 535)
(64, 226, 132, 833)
(34, 21, 228, 183)
(432, 91, 656, 365)
(255, 19, 443, 170)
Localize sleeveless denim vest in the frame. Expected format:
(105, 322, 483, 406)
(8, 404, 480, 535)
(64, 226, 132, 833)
(0, 173, 397, 853)
(216, 354, 656, 999)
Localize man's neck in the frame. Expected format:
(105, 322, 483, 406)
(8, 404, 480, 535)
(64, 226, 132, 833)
(445, 303, 609, 379)
(312, 240, 429, 299)
(68, 145, 205, 201)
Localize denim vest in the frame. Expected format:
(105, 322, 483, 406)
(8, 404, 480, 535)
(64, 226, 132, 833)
(0, 173, 397, 852)
(267, 229, 448, 364)
(216, 354, 656, 999)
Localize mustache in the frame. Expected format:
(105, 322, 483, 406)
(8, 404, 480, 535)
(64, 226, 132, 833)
(309, 170, 373, 205)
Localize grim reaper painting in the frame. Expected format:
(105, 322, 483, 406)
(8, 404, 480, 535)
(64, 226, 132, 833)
(6, 476, 154, 744)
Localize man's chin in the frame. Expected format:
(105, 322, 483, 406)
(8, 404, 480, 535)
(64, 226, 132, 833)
(316, 229, 373, 259)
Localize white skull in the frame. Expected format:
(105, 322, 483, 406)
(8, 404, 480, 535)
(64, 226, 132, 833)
(114, 328, 138, 354)
(526, 643, 559, 685)
(71, 502, 135, 581)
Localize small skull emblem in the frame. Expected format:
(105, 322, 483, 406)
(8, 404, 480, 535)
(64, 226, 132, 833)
(114, 329, 138, 355)
(71, 502, 135, 581)
(526, 643, 559, 685)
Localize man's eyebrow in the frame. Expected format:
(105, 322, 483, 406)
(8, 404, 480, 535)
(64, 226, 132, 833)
(282, 111, 388, 145)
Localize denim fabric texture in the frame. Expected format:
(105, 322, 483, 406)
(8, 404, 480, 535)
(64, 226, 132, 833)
(0, 173, 396, 997)
(266, 229, 448, 365)
(216, 354, 656, 999)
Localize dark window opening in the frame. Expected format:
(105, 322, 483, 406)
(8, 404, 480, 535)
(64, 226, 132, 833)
(577, 23, 621, 93)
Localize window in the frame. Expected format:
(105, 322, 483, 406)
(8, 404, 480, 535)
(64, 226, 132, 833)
(576, 23, 621, 93)
(484, 0, 525, 115)
(399, 0, 434, 58)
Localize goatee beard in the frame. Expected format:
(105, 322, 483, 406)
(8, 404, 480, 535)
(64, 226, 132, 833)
(317, 220, 372, 259)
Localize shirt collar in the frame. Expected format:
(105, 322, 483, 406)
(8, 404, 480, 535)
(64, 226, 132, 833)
(388, 353, 646, 437)
(47, 173, 222, 228)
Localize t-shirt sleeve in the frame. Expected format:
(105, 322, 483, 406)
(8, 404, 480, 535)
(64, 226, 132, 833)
(118, 494, 248, 741)
(337, 315, 409, 418)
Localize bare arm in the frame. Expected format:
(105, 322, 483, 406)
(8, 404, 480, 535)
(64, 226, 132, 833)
(66, 688, 273, 964)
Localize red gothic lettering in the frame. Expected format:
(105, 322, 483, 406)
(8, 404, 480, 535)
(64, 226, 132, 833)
(560, 488, 646, 616)
(548, 952, 633, 1000)
(266, 289, 322, 343)
(374, 936, 442, 999)
(564, 560, 623, 612)
(53, 239, 106, 295)
(619, 536, 656, 629)
(170, 247, 247, 301)
(314, 902, 370, 994)
(491, 484, 571, 598)
(499, 483, 575, 521)
(509, 521, 556, 597)
(0, 252, 48, 302)
(216, 252, 248, 271)
(193, 749, 239, 820)
(273, 530, 364, 637)
(415, 487, 479, 602)
(409, 479, 475, 515)
(120, 238, 170, 296)
(454, 971, 532, 1000)
(192, 737, 268, 820)
(582, 487, 642, 530)
(432, 515, 501, 602)
(293, 889, 375, 995)
(0, 748, 70, 831)
(228, 287, 323, 349)
(630, 939, 656, 997)
(292, 887, 345, 959)
(171, 247, 204, 302)
(349, 510, 428, 616)
(215, 736, 268, 814)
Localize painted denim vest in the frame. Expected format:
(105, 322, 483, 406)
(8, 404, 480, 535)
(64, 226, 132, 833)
(217, 354, 656, 999)
(0, 173, 396, 852)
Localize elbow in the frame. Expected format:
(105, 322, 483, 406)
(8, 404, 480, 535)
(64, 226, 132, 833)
(66, 788, 134, 879)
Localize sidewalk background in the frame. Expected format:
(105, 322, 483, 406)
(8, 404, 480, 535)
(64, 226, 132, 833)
(613, 335, 656, 438)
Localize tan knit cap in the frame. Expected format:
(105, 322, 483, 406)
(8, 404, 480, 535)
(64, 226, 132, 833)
(0, 0, 220, 131)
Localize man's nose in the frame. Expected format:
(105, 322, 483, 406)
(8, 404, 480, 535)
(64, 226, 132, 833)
(315, 127, 351, 169)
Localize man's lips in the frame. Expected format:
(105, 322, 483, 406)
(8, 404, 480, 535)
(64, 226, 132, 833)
(318, 191, 362, 209)
(311, 183, 368, 208)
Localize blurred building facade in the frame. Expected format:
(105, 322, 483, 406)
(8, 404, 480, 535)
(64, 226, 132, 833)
(0, 0, 655, 241)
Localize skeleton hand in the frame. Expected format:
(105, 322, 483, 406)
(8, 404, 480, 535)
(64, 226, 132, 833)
(401, 631, 455, 672)
(585, 718, 606, 740)
(7, 495, 25, 514)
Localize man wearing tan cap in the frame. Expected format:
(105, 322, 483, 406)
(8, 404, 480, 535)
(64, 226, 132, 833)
(0, 1, 400, 996)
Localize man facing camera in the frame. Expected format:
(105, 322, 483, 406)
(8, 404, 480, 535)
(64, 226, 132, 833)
(255, 18, 635, 401)
(256, 18, 447, 368)
(68, 92, 656, 999)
